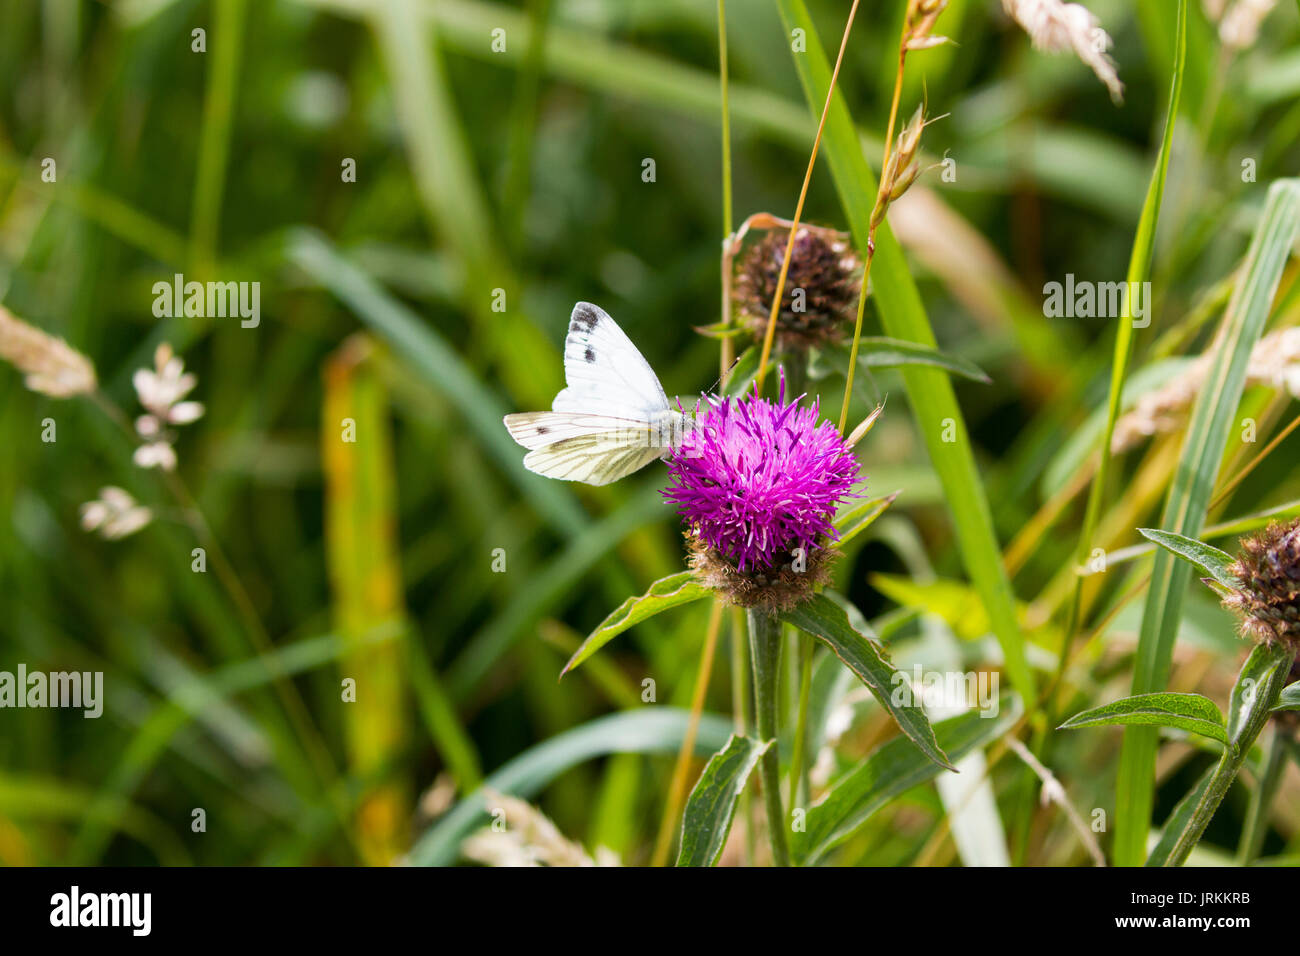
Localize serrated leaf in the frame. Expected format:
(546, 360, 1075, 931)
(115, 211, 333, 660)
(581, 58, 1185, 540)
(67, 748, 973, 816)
(781, 593, 952, 771)
(1137, 528, 1241, 591)
(1059, 692, 1228, 745)
(832, 492, 899, 550)
(675, 734, 770, 867)
(794, 696, 1021, 865)
(561, 572, 710, 676)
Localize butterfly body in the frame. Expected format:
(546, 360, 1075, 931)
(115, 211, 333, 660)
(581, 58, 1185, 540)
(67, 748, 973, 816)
(504, 302, 687, 486)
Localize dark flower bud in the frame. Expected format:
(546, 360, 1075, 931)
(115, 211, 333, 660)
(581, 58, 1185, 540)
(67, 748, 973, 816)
(733, 227, 862, 352)
(1222, 517, 1300, 652)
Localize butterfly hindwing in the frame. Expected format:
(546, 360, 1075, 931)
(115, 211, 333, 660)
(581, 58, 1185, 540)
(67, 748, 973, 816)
(522, 433, 666, 486)
(504, 411, 661, 451)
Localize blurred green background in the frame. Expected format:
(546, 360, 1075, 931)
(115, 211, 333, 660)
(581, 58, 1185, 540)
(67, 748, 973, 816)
(1, 0, 1299, 865)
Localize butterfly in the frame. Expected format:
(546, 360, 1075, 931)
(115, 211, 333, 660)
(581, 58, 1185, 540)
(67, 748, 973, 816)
(503, 302, 691, 485)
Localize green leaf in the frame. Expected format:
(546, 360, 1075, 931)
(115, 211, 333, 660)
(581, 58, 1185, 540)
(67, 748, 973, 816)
(1145, 765, 1215, 867)
(409, 708, 735, 866)
(675, 734, 771, 867)
(1146, 643, 1295, 865)
(826, 337, 992, 384)
(1137, 529, 1241, 591)
(562, 572, 711, 676)
(1271, 683, 1300, 712)
(1059, 693, 1228, 745)
(794, 696, 1021, 865)
(1081, 0, 1191, 867)
(775, 0, 1034, 701)
(833, 492, 899, 550)
(781, 593, 952, 771)
(1116, 175, 1300, 864)
(1227, 642, 1295, 747)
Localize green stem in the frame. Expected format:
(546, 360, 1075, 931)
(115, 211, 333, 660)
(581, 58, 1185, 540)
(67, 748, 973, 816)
(1236, 727, 1286, 864)
(1166, 647, 1295, 866)
(787, 632, 814, 810)
(748, 608, 789, 866)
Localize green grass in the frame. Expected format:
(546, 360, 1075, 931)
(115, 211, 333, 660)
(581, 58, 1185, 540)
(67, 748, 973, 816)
(1, 0, 1299, 868)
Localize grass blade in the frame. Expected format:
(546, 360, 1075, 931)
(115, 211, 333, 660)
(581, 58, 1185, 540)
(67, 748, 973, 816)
(409, 708, 736, 866)
(1114, 177, 1300, 864)
(794, 697, 1021, 865)
(774, 0, 1033, 699)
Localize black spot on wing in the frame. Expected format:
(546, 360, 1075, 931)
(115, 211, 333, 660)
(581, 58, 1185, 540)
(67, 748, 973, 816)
(584, 347, 596, 363)
(570, 302, 601, 333)
(537, 425, 549, 434)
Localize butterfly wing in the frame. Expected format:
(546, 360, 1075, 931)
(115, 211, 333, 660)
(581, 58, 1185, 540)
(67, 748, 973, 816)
(502, 303, 678, 485)
(521, 432, 667, 486)
(504, 411, 660, 451)
(552, 302, 669, 420)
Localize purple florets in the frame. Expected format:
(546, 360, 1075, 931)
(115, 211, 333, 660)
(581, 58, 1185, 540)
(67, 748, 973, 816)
(664, 376, 861, 573)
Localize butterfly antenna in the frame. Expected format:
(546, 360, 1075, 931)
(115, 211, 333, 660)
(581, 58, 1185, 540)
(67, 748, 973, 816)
(709, 357, 741, 395)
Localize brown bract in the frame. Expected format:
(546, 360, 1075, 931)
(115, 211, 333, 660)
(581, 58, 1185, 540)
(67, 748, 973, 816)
(686, 531, 838, 613)
(1223, 518, 1300, 651)
(733, 227, 861, 352)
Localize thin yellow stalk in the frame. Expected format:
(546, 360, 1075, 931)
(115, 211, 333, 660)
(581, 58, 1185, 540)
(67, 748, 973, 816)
(1210, 409, 1300, 510)
(838, 14, 911, 433)
(754, 0, 862, 394)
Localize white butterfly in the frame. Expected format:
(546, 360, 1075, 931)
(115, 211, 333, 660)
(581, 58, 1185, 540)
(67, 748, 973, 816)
(503, 302, 689, 486)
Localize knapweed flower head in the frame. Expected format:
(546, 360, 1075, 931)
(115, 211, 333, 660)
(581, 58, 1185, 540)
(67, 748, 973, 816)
(664, 373, 860, 610)
(733, 227, 861, 352)
(1222, 517, 1300, 652)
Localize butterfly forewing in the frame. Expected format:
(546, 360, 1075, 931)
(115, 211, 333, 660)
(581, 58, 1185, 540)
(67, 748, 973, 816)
(553, 302, 669, 419)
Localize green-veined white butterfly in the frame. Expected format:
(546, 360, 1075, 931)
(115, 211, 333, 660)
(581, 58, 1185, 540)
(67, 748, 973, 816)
(503, 302, 690, 485)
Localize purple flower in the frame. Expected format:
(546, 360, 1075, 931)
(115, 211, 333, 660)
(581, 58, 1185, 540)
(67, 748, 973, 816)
(664, 375, 861, 573)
